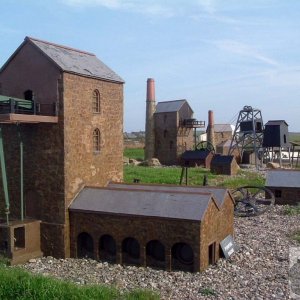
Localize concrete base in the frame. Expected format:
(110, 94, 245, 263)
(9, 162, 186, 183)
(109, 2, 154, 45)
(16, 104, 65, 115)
(0, 219, 43, 265)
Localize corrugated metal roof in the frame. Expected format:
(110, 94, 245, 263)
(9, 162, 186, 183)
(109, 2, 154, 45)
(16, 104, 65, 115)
(266, 170, 300, 188)
(26, 37, 124, 83)
(155, 100, 187, 113)
(107, 182, 228, 207)
(69, 187, 215, 221)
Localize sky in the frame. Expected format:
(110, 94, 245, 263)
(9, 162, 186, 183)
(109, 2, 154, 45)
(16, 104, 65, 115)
(0, 0, 300, 131)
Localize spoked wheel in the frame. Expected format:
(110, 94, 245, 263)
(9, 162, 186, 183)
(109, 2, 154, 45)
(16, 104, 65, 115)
(232, 186, 275, 217)
(195, 141, 215, 153)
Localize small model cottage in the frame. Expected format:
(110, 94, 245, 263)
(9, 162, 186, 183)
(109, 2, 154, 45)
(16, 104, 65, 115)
(69, 183, 234, 272)
(265, 170, 300, 205)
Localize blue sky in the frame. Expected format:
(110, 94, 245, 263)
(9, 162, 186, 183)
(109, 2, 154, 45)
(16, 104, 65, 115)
(1, 0, 300, 131)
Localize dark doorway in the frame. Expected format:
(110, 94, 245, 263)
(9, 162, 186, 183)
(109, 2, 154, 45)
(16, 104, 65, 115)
(208, 242, 216, 265)
(24, 90, 33, 100)
(77, 232, 94, 259)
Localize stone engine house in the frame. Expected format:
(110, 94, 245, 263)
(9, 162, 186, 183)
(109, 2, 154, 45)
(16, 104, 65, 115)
(0, 37, 124, 259)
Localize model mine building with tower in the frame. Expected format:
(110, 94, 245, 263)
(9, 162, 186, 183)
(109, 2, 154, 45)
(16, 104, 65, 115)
(0, 37, 234, 272)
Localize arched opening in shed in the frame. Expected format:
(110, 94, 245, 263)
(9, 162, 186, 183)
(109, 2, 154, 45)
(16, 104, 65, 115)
(77, 232, 94, 259)
(99, 234, 117, 263)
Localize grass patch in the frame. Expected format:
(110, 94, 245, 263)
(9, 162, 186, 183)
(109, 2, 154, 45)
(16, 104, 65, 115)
(290, 230, 300, 243)
(124, 148, 144, 161)
(124, 165, 216, 185)
(199, 287, 217, 296)
(0, 265, 159, 300)
(124, 165, 264, 189)
(284, 204, 300, 216)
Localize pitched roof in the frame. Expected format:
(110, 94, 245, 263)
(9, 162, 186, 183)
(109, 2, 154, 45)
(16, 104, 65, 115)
(107, 182, 231, 207)
(155, 100, 190, 113)
(1, 37, 124, 83)
(181, 150, 212, 160)
(266, 170, 300, 188)
(211, 155, 235, 165)
(213, 124, 233, 133)
(69, 187, 218, 221)
(265, 120, 288, 126)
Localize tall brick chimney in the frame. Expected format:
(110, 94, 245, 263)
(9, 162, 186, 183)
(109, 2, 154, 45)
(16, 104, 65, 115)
(145, 78, 156, 161)
(207, 110, 216, 150)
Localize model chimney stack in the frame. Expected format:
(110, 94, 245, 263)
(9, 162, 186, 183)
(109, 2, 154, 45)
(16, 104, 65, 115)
(207, 110, 216, 151)
(145, 78, 156, 161)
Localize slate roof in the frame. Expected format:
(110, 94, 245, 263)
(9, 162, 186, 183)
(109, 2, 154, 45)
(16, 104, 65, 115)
(266, 170, 300, 188)
(155, 100, 190, 113)
(265, 120, 288, 126)
(211, 155, 235, 165)
(181, 150, 212, 160)
(213, 124, 233, 133)
(107, 182, 230, 207)
(1, 37, 124, 83)
(69, 187, 218, 221)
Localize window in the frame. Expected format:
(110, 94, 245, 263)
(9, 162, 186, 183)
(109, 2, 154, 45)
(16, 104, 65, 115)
(208, 242, 216, 265)
(275, 190, 282, 198)
(93, 128, 101, 152)
(92, 89, 100, 113)
(163, 130, 168, 138)
(284, 134, 287, 144)
(170, 141, 174, 149)
(163, 114, 167, 124)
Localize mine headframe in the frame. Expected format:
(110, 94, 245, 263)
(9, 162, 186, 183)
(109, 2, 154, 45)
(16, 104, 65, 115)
(228, 105, 264, 169)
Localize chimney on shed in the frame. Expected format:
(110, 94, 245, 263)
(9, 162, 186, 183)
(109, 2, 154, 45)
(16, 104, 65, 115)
(145, 78, 156, 161)
(207, 110, 216, 151)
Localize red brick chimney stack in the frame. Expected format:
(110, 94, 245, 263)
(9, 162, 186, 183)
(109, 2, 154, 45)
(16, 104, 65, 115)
(145, 78, 156, 161)
(207, 110, 216, 150)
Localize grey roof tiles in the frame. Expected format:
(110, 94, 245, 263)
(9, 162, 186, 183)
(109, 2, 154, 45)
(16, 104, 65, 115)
(69, 187, 218, 221)
(266, 170, 300, 188)
(155, 100, 187, 113)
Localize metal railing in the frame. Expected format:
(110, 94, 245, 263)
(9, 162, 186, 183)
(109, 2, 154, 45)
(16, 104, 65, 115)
(0, 98, 58, 116)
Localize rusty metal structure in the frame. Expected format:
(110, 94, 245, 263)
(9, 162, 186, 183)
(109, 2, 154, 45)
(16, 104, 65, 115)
(232, 186, 275, 217)
(228, 105, 264, 169)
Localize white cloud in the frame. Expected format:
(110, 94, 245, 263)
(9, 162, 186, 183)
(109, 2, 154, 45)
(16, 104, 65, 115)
(197, 0, 216, 14)
(61, 0, 175, 17)
(213, 39, 279, 66)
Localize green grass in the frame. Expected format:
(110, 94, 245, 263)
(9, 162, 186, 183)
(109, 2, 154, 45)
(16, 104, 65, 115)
(284, 204, 300, 216)
(199, 287, 217, 296)
(124, 148, 145, 161)
(124, 165, 217, 185)
(290, 230, 300, 243)
(0, 265, 159, 300)
(124, 165, 264, 189)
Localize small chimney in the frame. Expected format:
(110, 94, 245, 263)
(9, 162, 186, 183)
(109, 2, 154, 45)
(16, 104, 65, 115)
(207, 110, 216, 151)
(145, 78, 156, 161)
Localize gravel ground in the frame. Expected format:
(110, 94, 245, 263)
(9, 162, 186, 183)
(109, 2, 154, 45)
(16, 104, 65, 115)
(21, 206, 300, 299)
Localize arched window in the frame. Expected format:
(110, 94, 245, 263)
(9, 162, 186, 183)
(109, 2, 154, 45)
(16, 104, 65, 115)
(92, 89, 100, 113)
(93, 128, 101, 152)
(146, 240, 165, 268)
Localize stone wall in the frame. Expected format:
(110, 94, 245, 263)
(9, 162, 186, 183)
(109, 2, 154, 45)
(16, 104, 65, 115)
(215, 132, 232, 146)
(154, 112, 194, 165)
(268, 187, 300, 205)
(70, 212, 201, 271)
(200, 193, 234, 271)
